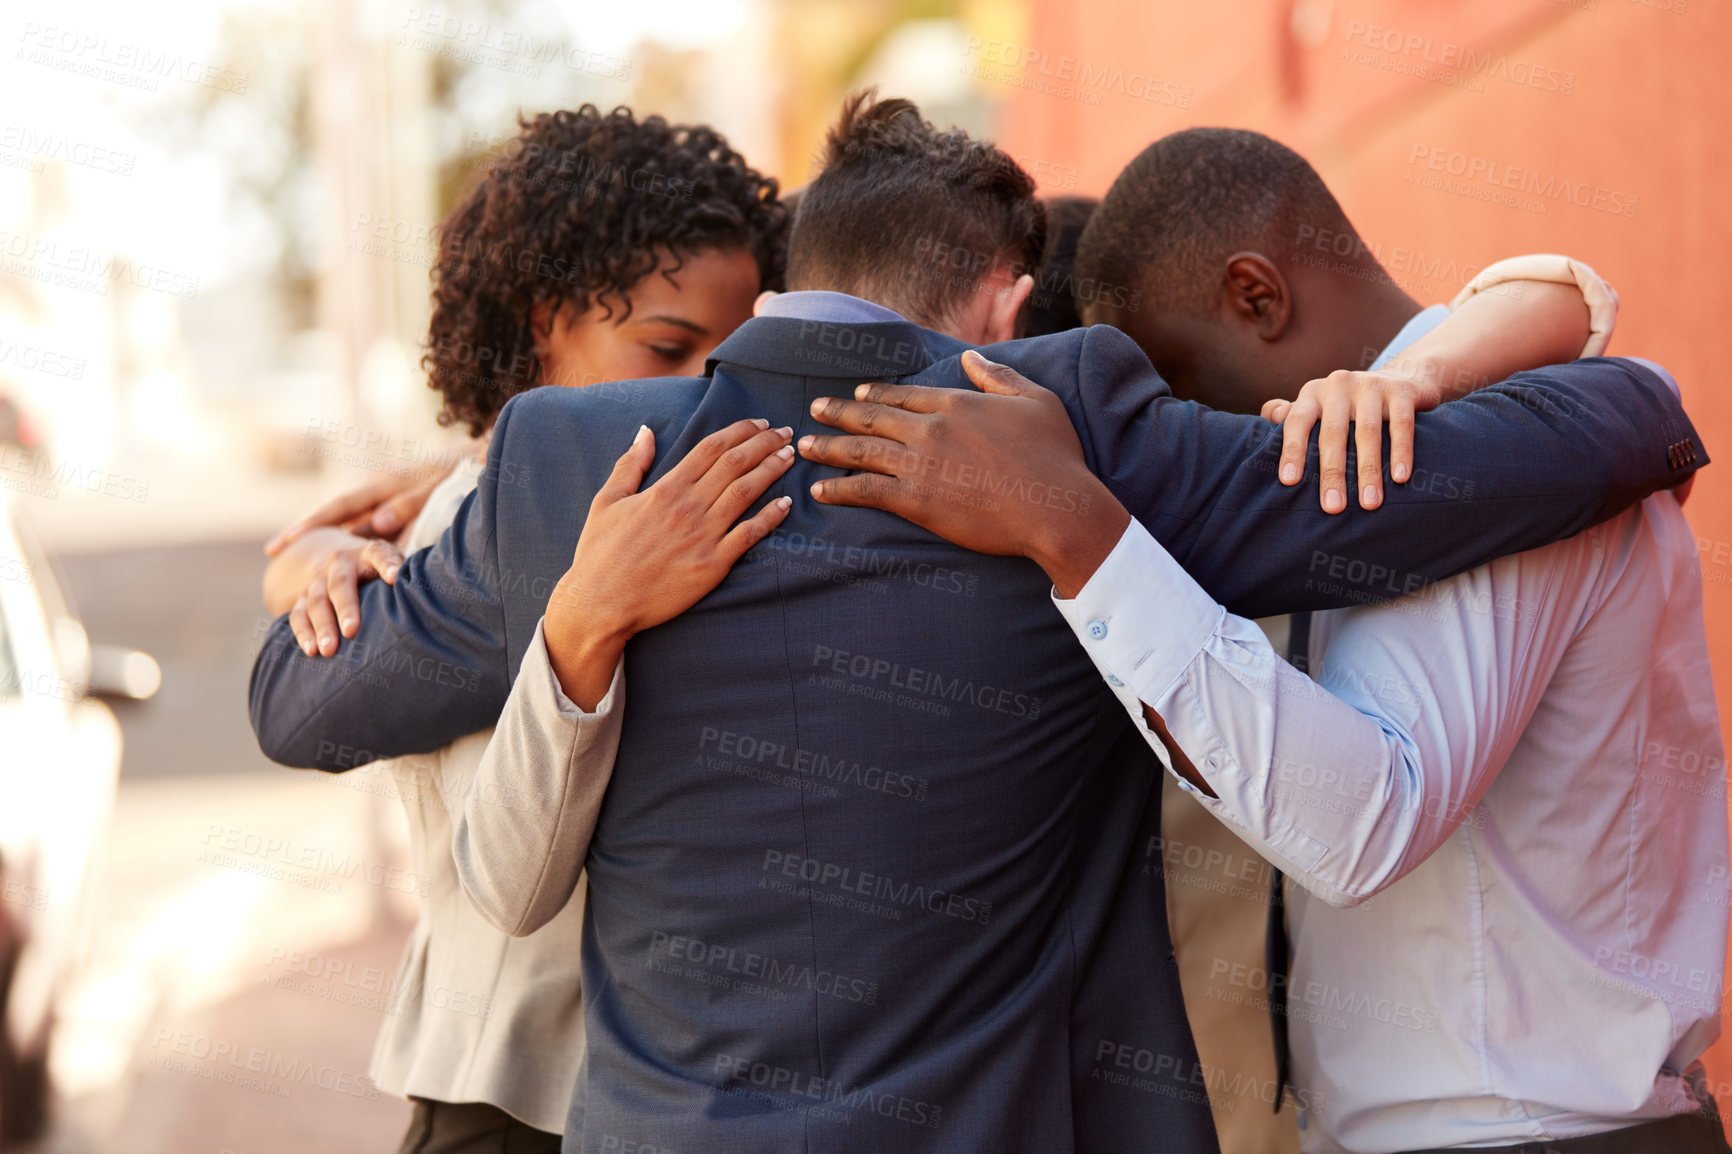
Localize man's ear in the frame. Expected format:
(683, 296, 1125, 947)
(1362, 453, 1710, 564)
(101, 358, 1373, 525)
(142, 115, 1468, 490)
(1221, 252, 1292, 341)
(983, 272, 1036, 345)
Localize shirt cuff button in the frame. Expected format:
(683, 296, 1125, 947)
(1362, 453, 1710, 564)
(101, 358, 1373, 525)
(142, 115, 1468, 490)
(1106, 674, 1124, 687)
(1087, 620, 1108, 640)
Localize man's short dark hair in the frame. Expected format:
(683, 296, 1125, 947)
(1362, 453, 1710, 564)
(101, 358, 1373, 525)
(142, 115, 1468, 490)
(787, 90, 1044, 330)
(1023, 196, 1098, 337)
(1076, 128, 1362, 320)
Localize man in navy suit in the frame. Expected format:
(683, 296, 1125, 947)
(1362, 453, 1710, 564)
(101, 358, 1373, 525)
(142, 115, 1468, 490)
(250, 95, 1704, 1153)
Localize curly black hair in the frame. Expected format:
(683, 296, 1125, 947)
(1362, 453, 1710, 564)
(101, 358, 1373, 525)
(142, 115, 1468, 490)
(425, 105, 787, 435)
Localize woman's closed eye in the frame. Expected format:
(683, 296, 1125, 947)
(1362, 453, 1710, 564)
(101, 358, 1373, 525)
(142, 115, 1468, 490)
(649, 343, 693, 362)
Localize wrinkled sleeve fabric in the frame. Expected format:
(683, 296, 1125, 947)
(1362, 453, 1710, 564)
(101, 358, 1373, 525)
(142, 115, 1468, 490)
(453, 618, 625, 936)
(1051, 516, 1607, 907)
(248, 405, 524, 769)
(1061, 325, 1703, 617)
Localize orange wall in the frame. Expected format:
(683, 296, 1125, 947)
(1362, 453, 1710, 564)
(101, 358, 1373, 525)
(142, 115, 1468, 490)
(996, 0, 1732, 1103)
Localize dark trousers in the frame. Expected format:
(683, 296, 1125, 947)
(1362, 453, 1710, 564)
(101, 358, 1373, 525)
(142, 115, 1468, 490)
(396, 1098, 562, 1154)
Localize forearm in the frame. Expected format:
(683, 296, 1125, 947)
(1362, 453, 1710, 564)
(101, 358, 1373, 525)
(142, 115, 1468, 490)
(249, 607, 505, 768)
(454, 619, 622, 936)
(250, 490, 512, 768)
(1028, 478, 1131, 600)
(1144, 644, 1427, 908)
(1166, 359, 1705, 617)
(544, 588, 631, 712)
(1054, 522, 1470, 907)
(1387, 280, 1590, 400)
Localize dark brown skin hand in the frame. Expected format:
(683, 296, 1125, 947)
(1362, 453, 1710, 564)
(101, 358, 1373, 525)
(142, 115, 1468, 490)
(797, 349, 1130, 599)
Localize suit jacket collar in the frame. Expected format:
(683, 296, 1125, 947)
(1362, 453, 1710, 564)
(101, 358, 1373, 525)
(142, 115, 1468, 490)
(706, 314, 968, 381)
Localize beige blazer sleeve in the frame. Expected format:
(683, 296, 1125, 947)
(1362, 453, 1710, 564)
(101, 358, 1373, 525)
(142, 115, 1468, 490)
(452, 617, 625, 937)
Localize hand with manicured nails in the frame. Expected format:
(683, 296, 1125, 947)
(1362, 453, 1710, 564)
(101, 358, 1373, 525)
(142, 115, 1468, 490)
(544, 419, 796, 709)
(286, 532, 407, 657)
(797, 350, 1129, 599)
(1263, 368, 1443, 512)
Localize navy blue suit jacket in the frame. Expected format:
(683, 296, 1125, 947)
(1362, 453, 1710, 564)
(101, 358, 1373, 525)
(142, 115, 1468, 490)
(251, 316, 1702, 1152)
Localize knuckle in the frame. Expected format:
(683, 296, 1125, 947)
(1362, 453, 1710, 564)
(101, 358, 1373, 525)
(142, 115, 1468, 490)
(728, 479, 757, 505)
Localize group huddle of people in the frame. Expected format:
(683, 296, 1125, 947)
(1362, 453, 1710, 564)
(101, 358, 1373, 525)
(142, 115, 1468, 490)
(249, 90, 1724, 1154)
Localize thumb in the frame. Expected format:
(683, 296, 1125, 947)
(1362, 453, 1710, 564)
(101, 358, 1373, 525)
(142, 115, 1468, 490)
(597, 425, 655, 504)
(961, 349, 1038, 397)
(371, 481, 433, 537)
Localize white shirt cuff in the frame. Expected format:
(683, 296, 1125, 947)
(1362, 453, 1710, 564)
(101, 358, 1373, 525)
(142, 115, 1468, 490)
(1050, 520, 1225, 711)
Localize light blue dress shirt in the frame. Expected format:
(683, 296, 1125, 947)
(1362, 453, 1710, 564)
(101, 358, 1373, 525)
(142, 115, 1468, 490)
(1053, 343, 1728, 1150)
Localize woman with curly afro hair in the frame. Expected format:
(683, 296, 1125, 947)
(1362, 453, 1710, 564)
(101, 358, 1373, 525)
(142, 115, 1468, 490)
(424, 104, 787, 436)
(260, 105, 789, 1153)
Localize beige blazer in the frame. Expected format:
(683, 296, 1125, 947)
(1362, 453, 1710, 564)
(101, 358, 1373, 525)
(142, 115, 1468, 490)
(366, 456, 618, 1134)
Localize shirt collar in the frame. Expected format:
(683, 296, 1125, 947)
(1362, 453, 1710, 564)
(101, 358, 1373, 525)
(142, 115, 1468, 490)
(756, 291, 910, 326)
(1369, 304, 1452, 370)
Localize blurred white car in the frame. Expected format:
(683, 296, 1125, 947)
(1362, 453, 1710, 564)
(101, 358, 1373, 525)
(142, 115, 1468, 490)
(0, 493, 155, 1142)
